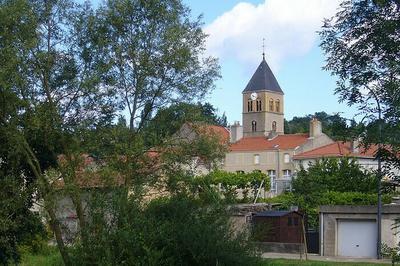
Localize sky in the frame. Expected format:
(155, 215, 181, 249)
(90, 0, 358, 124)
(182, 0, 358, 123)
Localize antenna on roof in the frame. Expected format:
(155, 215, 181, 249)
(262, 38, 266, 60)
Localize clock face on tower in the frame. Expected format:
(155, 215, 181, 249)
(250, 92, 258, 101)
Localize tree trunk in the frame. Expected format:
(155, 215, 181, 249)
(47, 206, 72, 266)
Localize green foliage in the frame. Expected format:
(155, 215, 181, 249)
(143, 102, 227, 147)
(195, 170, 270, 203)
(70, 194, 260, 266)
(21, 246, 63, 266)
(97, 0, 220, 131)
(0, 0, 246, 264)
(0, 176, 46, 264)
(284, 112, 349, 140)
(320, 0, 400, 172)
(264, 158, 390, 228)
(264, 191, 392, 229)
(293, 157, 378, 195)
(381, 243, 400, 266)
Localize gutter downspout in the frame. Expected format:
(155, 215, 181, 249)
(320, 212, 324, 256)
(276, 148, 280, 193)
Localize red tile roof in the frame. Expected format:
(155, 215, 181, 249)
(186, 123, 230, 144)
(206, 125, 230, 141)
(229, 134, 309, 152)
(293, 141, 377, 159)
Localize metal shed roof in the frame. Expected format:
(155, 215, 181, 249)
(253, 210, 298, 217)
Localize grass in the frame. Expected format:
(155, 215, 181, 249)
(20, 247, 63, 266)
(263, 258, 389, 266)
(20, 248, 390, 266)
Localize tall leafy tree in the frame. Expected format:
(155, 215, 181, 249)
(96, 0, 220, 131)
(0, 0, 227, 264)
(0, 0, 118, 263)
(320, 0, 400, 171)
(143, 102, 227, 146)
(284, 111, 349, 140)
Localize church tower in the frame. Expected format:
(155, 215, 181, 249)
(242, 56, 284, 137)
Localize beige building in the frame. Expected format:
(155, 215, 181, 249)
(221, 57, 334, 194)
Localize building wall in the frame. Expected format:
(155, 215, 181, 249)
(223, 149, 295, 178)
(320, 205, 400, 257)
(242, 91, 284, 137)
(293, 134, 334, 156)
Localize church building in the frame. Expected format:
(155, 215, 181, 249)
(222, 56, 334, 195)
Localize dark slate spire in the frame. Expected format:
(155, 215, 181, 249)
(242, 58, 283, 94)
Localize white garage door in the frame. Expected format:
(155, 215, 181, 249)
(337, 219, 377, 258)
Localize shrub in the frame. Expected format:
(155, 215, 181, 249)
(70, 193, 261, 265)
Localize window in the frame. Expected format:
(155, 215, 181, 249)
(251, 120, 257, 132)
(254, 154, 260, 165)
(247, 100, 253, 112)
(275, 99, 280, 112)
(284, 153, 290, 163)
(256, 99, 262, 111)
(293, 217, 299, 226)
(268, 170, 276, 191)
(268, 170, 276, 178)
(269, 98, 274, 111)
(288, 217, 293, 226)
(282, 169, 292, 178)
(272, 121, 277, 132)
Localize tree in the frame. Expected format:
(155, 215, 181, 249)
(143, 102, 227, 146)
(96, 0, 220, 131)
(0, 0, 256, 265)
(267, 158, 391, 228)
(319, 0, 400, 170)
(284, 111, 349, 140)
(320, 1, 400, 257)
(293, 158, 378, 195)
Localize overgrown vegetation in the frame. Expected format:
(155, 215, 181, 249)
(284, 112, 349, 140)
(320, 0, 400, 178)
(264, 158, 393, 228)
(195, 170, 270, 203)
(0, 0, 259, 264)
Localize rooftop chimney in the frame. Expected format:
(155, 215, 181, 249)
(230, 121, 243, 143)
(309, 118, 322, 138)
(351, 138, 361, 153)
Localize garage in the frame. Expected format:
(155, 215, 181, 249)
(337, 219, 377, 258)
(319, 205, 400, 258)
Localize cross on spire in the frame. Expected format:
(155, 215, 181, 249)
(262, 38, 265, 60)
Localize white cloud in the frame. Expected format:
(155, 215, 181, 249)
(204, 0, 342, 72)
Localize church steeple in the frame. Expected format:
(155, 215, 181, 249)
(242, 57, 284, 137)
(242, 59, 283, 94)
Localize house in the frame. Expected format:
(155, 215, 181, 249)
(319, 205, 400, 258)
(293, 140, 400, 181)
(293, 141, 378, 171)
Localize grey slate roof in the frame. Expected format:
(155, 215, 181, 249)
(243, 58, 283, 94)
(253, 210, 297, 217)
